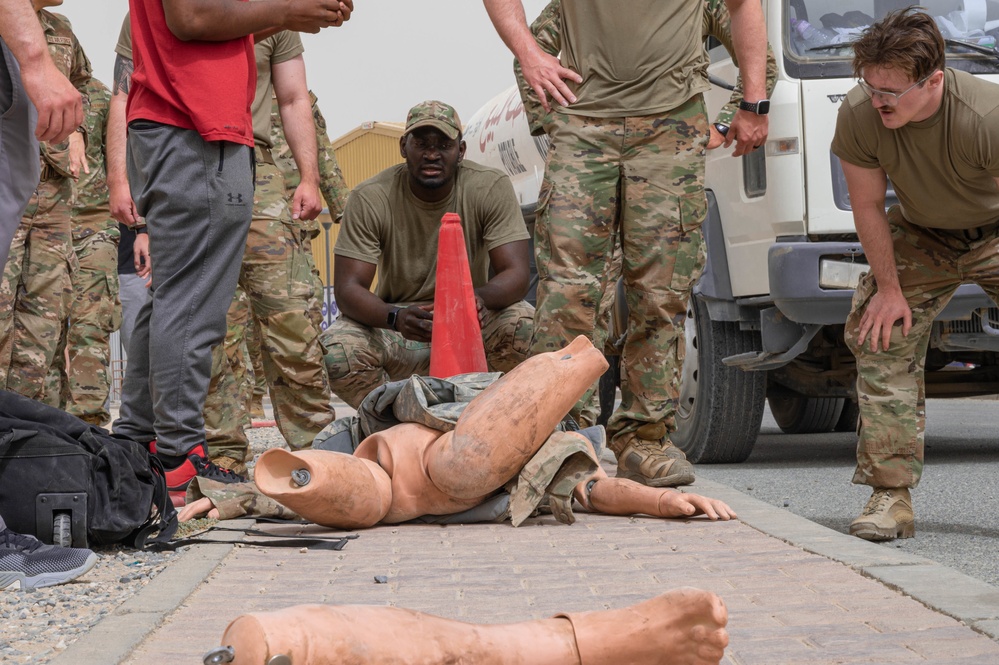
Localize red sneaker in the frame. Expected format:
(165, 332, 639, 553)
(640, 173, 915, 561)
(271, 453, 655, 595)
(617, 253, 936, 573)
(163, 443, 245, 507)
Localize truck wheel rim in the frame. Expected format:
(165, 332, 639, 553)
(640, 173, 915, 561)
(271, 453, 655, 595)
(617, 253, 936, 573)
(677, 300, 699, 420)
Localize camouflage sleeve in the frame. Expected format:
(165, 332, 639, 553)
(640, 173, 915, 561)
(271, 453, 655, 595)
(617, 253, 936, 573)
(514, 0, 561, 137)
(270, 90, 350, 225)
(704, 0, 778, 128)
(310, 93, 350, 220)
(69, 31, 93, 92)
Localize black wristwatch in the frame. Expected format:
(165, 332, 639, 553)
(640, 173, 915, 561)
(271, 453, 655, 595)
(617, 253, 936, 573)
(738, 99, 770, 115)
(386, 307, 401, 331)
(713, 122, 729, 137)
(134, 226, 148, 234)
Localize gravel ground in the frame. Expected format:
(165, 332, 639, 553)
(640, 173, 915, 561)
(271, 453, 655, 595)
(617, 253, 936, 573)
(0, 422, 290, 664)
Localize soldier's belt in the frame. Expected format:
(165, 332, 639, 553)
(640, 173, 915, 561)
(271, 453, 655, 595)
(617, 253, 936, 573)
(39, 162, 69, 182)
(254, 146, 275, 165)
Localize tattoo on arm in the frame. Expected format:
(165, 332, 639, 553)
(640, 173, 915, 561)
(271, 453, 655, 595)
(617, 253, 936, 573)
(113, 54, 133, 96)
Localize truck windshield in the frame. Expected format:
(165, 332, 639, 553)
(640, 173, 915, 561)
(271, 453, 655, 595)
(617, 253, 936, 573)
(786, 1, 999, 72)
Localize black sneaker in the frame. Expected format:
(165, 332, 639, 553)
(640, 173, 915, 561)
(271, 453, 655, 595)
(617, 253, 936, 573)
(164, 443, 246, 507)
(0, 528, 98, 590)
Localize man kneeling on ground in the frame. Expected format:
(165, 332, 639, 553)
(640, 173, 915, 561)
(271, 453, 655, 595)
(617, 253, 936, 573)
(321, 100, 535, 407)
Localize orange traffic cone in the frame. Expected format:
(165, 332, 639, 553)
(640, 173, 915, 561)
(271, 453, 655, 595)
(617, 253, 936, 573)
(429, 212, 488, 377)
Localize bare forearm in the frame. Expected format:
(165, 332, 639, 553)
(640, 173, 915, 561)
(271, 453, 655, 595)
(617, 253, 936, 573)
(164, 0, 346, 41)
(336, 282, 394, 328)
(483, 0, 538, 61)
(108, 89, 128, 190)
(163, 0, 289, 40)
(854, 206, 900, 294)
(278, 96, 320, 187)
(725, 0, 767, 101)
(475, 270, 528, 310)
(0, 0, 49, 70)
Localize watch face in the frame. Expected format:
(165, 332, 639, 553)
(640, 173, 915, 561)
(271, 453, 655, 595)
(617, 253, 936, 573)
(757, 99, 771, 115)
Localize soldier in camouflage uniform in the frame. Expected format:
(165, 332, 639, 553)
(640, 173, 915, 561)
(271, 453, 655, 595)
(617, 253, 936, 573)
(235, 90, 350, 422)
(201, 31, 334, 472)
(321, 101, 534, 409)
(0, 3, 91, 402)
(484, 0, 769, 487)
(517, 0, 779, 427)
(45, 77, 121, 426)
(832, 10, 999, 540)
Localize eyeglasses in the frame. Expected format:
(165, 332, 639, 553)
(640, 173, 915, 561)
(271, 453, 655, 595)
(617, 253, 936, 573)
(858, 73, 934, 105)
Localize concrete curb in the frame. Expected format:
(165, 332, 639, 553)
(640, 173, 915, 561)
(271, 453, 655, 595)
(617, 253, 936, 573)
(49, 519, 255, 665)
(693, 477, 999, 640)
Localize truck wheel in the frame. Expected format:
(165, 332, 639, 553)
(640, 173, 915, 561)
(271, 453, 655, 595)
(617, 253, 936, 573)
(673, 294, 767, 463)
(834, 399, 860, 433)
(768, 394, 845, 434)
(52, 511, 72, 548)
(597, 355, 620, 427)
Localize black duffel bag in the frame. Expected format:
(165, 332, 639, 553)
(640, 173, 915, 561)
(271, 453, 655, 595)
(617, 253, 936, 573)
(0, 390, 176, 548)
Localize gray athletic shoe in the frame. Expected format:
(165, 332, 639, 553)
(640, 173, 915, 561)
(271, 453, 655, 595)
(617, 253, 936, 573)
(0, 528, 97, 590)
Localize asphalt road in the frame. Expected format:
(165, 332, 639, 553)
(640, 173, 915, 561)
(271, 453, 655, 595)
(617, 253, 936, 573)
(694, 397, 999, 588)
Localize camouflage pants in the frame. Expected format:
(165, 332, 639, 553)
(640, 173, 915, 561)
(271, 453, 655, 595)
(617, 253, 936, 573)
(246, 308, 267, 411)
(321, 301, 535, 409)
(46, 229, 122, 425)
(204, 286, 254, 460)
(202, 161, 334, 459)
(0, 178, 77, 401)
(532, 100, 708, 449)
(846, 207, 999, 489)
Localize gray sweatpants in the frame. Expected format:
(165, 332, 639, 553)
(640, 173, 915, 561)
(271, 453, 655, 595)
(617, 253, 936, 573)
(118, 271, 150, 354)
(113, 122, 253, 458)
(0, 39, 41, 269)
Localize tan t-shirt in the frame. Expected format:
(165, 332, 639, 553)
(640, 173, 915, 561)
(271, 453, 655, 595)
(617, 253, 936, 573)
(115, 14, 131, 59)
(252, 31, 303, 149)
(832, 68, 999, 230)
(558, 0, 710, 117)
(335, 161, 530, 304)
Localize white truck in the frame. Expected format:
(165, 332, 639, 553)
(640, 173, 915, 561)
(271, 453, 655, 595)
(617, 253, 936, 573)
(464, 0, 999, 464)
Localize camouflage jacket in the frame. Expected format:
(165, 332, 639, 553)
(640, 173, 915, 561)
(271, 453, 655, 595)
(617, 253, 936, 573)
(516, 0, 779, 135)
(71, 78, 115, 240)
(270, 90, 351, 234)
(38, 10, 92, 179)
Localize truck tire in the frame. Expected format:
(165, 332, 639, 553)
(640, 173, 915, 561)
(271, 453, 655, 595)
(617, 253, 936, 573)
(768, 394, 845, 434)
(673, 294, 767, 463)
(835, 399, 860, 433)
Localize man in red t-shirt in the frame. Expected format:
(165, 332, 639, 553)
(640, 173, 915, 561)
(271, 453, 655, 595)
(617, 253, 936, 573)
(111, 0, 353, 506)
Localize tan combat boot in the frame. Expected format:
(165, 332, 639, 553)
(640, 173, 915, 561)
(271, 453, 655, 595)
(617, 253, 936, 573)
(212, 456, 248, 478)
(612, 422, 695, 488)
(849, 488, 914, 541)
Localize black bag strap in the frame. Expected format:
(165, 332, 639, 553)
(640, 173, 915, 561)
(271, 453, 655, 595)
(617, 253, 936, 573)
(129, 454, 179, 550)
(146, 525, 359, 552)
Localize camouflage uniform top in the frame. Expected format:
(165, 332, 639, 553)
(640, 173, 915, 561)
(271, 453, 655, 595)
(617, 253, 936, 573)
(516, 0, 779, 135)
(71, 78, 116, 240)
(270, 90, 351, 234)
(38, 10, 92, 179)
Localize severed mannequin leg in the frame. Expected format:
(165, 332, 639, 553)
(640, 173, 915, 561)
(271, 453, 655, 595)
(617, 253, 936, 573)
(211, 587, 729, 665)
(427, 334, 608, 498)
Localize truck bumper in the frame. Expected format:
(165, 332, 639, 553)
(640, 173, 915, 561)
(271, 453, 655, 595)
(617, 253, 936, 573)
(768, 241, 995, 325)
